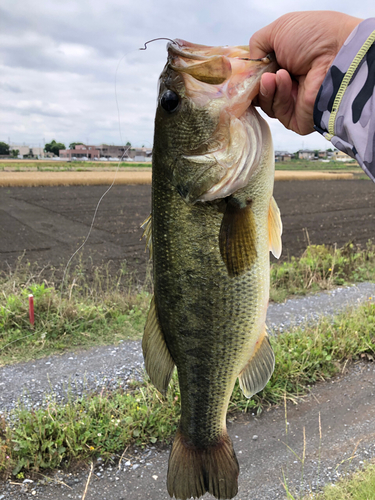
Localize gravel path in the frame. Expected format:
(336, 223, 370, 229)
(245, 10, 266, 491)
(1, 282, 375, 500)
(1, 282, 375, 417)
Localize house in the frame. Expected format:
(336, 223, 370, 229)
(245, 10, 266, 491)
(9, 145, 46, 158)
(129, 147, 152, 161)
(59, 144, 101, 160)
(298, 149, 315, 160)
(333, 150, 355, 162)
(98, 145, 131, 159)
(59, 144, 152, 161)
(274, 150, 292, 162)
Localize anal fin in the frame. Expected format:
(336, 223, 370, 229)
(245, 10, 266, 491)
(219, 198, 257, 277)
(268, 196, 282, 259)
(238, 328, 275, 398)
(142, 296, 175, 396)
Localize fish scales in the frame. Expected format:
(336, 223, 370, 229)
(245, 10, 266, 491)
(142, 39, 282, 500)
(153, 159, 271, 443)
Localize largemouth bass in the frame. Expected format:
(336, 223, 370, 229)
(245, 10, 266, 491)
(142, 39, 282, 500)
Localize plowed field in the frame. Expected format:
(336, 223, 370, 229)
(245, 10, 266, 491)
(1, 179, 374, 281)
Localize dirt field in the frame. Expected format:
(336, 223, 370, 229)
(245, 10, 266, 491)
(1, 179, 375, 282)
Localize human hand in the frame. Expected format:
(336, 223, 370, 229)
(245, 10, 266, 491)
(249, 11, 362, 135)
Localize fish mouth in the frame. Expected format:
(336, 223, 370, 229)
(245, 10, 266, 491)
(164, 40, 277, 202)
(166, 39, 277, 107)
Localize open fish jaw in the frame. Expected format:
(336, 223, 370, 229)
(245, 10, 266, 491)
(162, 39, 277, 202)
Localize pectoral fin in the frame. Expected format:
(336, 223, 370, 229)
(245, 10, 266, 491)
(268, 196, 282, 259)
(238, 329, 275, 398)
(142, 296, 175, 396)
(141, 214, 153, 259)
(219, 198, 257, 277)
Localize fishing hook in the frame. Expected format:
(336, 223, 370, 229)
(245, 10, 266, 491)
(139, 38, 179, 50)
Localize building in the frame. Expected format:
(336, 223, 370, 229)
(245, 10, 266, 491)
(131, 147, 152, 161)
(98, 144, 131, 159)
(274, 151, 292, 162)
(59, 144, 153, 161)
(298, 149, 315, 160)
(334, 150, 355, 162)
(59, 144, 136, 160)
(9, 145, 46, 158)
(59, 144, 101, 160)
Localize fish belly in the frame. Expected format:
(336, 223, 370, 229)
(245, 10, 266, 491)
(152, 161, 271, 499)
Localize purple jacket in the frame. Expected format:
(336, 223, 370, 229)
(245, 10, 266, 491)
(314, 18, 375, 182)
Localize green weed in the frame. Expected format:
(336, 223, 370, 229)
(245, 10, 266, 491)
(307, 460, 375, 499)
(1, 300, 374, 478)
(275, 160, 360, 172)
(1, 243, 375, 365)
(270, 242, 375, 302)
(0, 260, 151, 365)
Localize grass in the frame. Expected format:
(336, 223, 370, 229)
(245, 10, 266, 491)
(0, 161, 151, 172)
(302, 460, 375, 499)
(0, 260, 152, 366)
(0, 159, 359, 173)
(1, 297, 374, 478)
(1, 242, 375, 480)
(1, 242, 375, 366)
(270, 241, 375, 302)
(274, 159, 360, 171)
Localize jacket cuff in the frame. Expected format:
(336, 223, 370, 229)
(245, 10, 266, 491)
(313, 18, 375, 181)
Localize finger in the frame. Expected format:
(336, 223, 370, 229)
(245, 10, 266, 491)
(249, 23, 275, 60)
(256, 73, 277, 118)
(269, 69, 295, 129)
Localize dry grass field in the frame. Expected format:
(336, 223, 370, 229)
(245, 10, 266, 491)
(0, 168, 356, 187)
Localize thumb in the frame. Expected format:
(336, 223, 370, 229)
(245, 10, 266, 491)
(249, 24, 275, 59)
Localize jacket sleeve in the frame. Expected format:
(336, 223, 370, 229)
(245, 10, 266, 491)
(313, 18, 375, 182)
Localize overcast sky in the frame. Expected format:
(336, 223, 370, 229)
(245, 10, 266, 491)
(1, 0, 373, 153)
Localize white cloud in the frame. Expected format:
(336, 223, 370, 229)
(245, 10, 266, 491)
(1, 0, 374, 150)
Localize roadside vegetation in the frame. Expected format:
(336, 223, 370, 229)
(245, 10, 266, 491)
(1, 296, 374, 478)
(1, 242, 375, 366)
(270, 241, 375, 302)
(1, 242, 375, 480)
(0, 260, 152, 366)
(302, 460, 375, 500)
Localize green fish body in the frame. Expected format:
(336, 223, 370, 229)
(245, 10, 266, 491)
(142, 39, 282, 500)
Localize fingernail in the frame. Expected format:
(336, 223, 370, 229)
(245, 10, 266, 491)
(260, 82, 268, 98)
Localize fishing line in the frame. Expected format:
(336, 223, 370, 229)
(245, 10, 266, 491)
(2, 39, 172, 351)
(60, 38, 172, 296)
(60, 57, 126, 296)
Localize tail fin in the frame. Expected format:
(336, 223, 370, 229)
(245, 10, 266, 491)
(167, 428, 239, 500)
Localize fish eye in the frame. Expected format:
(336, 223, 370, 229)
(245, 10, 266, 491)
(160, 90, 180, 113)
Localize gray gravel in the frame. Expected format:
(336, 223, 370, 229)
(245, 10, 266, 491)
(1, 282, 375, 417)
(267, 281, 375, 333)
(1, 283, 375, 500)
(1, 362, 375, 500)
